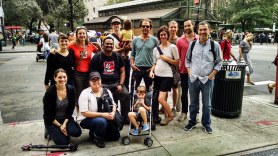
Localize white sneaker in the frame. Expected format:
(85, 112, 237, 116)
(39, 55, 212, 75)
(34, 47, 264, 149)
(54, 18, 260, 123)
(196, 113, 200, 123)
(177, 113, 187, 122)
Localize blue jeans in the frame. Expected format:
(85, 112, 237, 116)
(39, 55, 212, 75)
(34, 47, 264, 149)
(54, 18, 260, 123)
(45, 119, 82, 145)
(188, 79, 213, 127)
(80, 117, 120, 141)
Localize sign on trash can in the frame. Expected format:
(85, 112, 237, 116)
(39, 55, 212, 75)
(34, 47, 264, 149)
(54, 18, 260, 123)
(225, 71, 241, 79)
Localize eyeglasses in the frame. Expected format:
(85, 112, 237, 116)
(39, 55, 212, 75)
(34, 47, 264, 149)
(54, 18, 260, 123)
(141, 25, 150, 29)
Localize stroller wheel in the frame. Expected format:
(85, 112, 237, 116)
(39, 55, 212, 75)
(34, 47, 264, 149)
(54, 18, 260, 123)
(121, 136, 130, 145)
(144, 137, 153, 147)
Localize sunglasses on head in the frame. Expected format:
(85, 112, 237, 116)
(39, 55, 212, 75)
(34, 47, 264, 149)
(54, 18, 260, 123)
(76, 26, 86, 30)
(141, 25, 150, 28)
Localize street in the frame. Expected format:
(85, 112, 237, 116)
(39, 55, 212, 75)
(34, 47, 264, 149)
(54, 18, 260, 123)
(0, 43, 277, 124)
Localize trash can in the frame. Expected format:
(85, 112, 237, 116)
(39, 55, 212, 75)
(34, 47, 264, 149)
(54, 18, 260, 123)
(211, 62, 247, 118)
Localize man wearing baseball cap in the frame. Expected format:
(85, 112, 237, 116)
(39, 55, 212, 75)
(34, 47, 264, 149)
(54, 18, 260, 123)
(107, 17, 131, 91)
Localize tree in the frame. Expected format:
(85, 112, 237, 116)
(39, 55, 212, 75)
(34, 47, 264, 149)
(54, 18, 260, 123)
(3, 0, 43, 34)
(217, 0, 278, 32)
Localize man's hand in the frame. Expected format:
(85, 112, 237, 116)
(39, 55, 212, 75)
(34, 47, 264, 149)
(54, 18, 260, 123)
(149, 71, 154, 79)
(131, 64, 140, 71)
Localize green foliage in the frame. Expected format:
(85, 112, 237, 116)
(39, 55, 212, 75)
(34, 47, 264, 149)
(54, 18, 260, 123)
(217, 0, 278, 31)
(3, 0, 43, 33)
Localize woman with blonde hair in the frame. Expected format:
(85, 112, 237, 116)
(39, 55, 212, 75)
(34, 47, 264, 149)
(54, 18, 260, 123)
(239, 33, 254, 84)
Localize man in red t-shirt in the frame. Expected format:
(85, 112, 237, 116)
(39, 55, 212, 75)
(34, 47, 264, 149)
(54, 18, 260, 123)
(220, 31, 237, 61)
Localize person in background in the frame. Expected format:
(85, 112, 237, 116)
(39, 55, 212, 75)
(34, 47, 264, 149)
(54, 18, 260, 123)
(220, 30, 237, 61)
(40, 33, 51, 60)
(49, 29, 59, 49)
(239, 33, 255, 85)
(43, 68, 82, 145)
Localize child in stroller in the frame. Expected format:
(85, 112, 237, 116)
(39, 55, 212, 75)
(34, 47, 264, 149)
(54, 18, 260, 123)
(128, 85, 151, 135)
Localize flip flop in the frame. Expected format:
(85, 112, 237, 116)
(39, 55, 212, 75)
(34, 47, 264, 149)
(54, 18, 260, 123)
(247, 81, 255, 85)
(268, 84, 273, 94)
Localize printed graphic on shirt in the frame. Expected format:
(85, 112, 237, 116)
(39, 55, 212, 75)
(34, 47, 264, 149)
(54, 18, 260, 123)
(103, 61, 115, 74)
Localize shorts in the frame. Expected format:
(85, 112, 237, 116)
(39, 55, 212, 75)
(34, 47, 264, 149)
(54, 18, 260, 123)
(154, 75, 173, 92)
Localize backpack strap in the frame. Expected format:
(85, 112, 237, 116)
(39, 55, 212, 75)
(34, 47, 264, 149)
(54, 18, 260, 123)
(156, 46, 163, 55)
(189, 40, 197, 62)
(210, 40, 216, 63)
(111, 33, 121, 43)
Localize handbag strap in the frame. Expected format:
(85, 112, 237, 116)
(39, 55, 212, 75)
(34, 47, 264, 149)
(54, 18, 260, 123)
(156, 46, 177, 72)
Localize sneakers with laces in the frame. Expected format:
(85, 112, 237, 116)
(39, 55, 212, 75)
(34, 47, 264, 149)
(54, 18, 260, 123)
(184, 123, 196, 131)
(142, 124, 150, 132)
(177, 113, 187, 122)
(203, 126, 212, 134)
(92, 138, 105, 148)
(130, 128, 139, 135)
(196, 113, 200, 123)
(171, 108, 177, 117)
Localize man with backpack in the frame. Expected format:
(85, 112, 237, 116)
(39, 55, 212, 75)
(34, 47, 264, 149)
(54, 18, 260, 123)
(220, 30, 237, 61)
(89, 36, 130, 124)
(184, 21, 222, 134)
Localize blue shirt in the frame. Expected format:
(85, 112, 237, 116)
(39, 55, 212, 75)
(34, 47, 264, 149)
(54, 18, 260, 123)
(186, 39, 222, 84)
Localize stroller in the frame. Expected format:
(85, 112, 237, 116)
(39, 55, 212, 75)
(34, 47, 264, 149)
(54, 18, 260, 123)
(36, 42, 46, 62)
(121, 83, 155, 147)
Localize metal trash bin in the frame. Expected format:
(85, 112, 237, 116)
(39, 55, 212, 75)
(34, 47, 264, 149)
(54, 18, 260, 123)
(211, 62, 247, 118)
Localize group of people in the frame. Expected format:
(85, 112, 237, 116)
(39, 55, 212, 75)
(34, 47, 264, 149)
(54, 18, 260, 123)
(43, 17, 260, 148)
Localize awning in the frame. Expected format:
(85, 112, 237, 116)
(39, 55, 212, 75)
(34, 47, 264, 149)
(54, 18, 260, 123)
(5, 26, 22, 29)
(85, 8, 178, 24)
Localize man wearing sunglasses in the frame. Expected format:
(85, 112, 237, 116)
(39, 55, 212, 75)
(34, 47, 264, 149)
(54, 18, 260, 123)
(130, 18, 159, 123)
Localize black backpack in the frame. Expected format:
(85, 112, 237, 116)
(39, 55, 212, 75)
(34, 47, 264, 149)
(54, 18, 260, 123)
(188, 40, 216, 63)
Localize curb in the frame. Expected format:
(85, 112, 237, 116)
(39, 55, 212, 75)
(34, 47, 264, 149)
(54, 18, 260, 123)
(0, 51, 36, 54)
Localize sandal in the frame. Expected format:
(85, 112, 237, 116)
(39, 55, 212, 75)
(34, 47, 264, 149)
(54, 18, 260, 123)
(268, 84, 273, 94)
(247, 81, 255, 85)
(160, 117, 173, 126)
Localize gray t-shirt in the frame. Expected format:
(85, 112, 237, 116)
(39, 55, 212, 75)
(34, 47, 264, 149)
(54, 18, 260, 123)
(55, 95, 69, 119)
(239, 40, 251, 53)
(131, 35, 159, 67)
(153, 44, 179, 77)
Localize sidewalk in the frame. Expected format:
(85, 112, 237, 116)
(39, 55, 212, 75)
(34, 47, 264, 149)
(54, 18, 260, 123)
(0, 94, 278, 156)
(0, 42, 36, 53)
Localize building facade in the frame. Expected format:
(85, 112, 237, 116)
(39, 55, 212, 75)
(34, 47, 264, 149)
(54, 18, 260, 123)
(83, 0, 108, 23)
(84, 0, 221, 36)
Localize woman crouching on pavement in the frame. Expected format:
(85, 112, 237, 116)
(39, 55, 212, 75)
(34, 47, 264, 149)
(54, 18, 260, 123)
(43, 68, 82, 145)
(77, 71, 120, 148)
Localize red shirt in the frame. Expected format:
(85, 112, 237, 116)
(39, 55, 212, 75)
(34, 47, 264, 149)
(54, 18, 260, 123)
(220, 39, 232, 61)
(176, 34, 199, 74)
(68, 43, 97, 73)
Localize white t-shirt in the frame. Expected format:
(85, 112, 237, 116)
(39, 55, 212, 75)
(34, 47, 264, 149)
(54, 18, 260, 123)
(77, 87, 116, 122)
(153, 44, 179, 77)
(40, 38, 50, 51)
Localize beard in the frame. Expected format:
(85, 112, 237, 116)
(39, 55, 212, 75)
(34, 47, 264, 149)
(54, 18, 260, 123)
(185, 29, 192, 34)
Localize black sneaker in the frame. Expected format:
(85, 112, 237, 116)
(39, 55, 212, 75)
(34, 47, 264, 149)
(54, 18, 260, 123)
(184, 123, 196, 131)
(153, 116, 162, 124)
(92, 138, 105, 148)
(203, 126, 212, 134)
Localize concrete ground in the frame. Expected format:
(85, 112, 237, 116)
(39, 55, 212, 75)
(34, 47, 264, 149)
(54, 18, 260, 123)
(0, 94, 278, 156)
(0, 43, 278, 155)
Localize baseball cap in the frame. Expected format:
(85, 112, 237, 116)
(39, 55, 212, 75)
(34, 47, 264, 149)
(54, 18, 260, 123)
(111, 18, 121, 24)
(89, 72, 101, 80)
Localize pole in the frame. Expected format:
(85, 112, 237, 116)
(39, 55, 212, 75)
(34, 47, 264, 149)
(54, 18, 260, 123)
(275, 45, 278, 104)
(69, 0, 74, 32)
